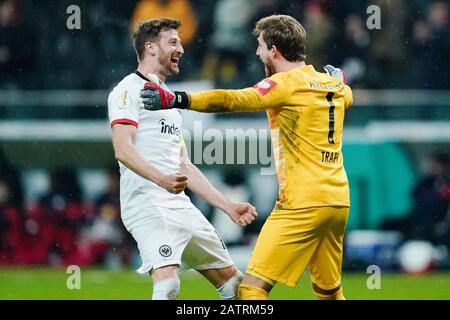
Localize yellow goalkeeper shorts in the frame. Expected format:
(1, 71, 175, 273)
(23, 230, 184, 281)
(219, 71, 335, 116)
(246, 206, 349, 289)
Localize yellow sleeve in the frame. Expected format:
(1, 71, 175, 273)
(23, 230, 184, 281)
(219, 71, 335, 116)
(343, 85, 353, 109)
(189, 74, 293, 113)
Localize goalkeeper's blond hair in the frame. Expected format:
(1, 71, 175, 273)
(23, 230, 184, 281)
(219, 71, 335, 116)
(253, 15, 307, 62)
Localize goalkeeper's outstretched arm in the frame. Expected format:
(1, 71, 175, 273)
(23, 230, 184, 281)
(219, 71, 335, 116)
(139, 74, 291, 113)
(139, 65, 347, 113)
(188, 84, 289, 113)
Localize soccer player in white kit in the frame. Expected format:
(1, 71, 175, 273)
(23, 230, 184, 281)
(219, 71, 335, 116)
(108, 18, 258, 300)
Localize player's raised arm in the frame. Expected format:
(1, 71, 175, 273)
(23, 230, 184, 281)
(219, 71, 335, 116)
(188, 77, 289, 113)
(139, 65, 346, 113)
(139, 73, 292, 113)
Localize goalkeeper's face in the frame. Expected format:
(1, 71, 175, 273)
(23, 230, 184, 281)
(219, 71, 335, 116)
(256, 34, 275, 77)
(155, 29, 184, 76)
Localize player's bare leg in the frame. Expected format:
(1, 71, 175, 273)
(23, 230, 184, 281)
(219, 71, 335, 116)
(150, 264, 180, 300)
(238, 273, 274, 300)
(197, 266, 243, 300)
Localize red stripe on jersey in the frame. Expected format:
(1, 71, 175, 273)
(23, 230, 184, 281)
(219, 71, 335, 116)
(111, 119, 139, 127)
(253, 79, 277, 96)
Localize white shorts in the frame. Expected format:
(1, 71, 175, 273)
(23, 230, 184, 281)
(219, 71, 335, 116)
(122, 204, 234, 274)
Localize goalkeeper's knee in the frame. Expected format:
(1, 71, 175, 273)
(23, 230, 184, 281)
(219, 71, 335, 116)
(312, 283, 345, 300)
(217, 269, 243, 300)
(152, 277, 180, 300)
(238, 284, 269, 300)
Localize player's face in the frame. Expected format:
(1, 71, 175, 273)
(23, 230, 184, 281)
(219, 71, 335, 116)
(256, 34, 275, 77)
(156, 29, 184, 76)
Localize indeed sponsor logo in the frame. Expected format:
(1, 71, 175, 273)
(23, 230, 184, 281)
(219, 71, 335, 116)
(158, 119, 181, 136)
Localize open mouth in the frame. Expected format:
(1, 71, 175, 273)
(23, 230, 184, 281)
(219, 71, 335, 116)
(170, 57, 179, 67)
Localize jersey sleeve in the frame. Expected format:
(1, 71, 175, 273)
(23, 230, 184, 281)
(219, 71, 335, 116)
(189, 73, 293, 113)
(108, 86, 140, 127)
(343, 85, 353, 110)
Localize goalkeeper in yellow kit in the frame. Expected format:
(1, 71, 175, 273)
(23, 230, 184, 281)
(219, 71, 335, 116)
(140, 15, 353, 300)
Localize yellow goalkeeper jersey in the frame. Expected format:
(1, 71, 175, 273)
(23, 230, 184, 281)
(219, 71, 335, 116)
(190, 64, 353, 210)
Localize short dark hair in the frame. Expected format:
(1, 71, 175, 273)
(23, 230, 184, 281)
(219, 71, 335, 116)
(253, 15, 306, 62)
(133, 18, 181, 61)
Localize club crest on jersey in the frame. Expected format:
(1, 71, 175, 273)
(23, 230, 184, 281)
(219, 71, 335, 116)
(118, 90, 132, 109)
(253, 79, 277, 96)
(159, 245, 172, 257)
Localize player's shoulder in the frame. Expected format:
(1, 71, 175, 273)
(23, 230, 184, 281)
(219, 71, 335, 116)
(252, 69, 310, 97)
(109, 73, 142, 97)
(298, 65, 351, 94)
(256, 71, 294, 91)
(289, 64, 336, 84)
(275, 65, 318, 83)
(344, 84, 353, 94)
(303, 65, 342, 84)
(267, 70, 292, 84)
(108, 73, 143, 108)
(343, 84, 353, 108)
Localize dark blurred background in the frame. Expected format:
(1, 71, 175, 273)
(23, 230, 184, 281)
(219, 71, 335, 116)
(1, 0, 449, 90)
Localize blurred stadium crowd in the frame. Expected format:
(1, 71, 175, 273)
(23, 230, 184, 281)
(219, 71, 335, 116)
(0, 156, 134, 267)
(0, 147, 266, 267)
(1, 0, 449, 91)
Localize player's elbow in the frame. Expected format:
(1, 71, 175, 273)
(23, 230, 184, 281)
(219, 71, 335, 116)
(179, 160, 193, 176)
(114, 150, 124, 162)
(113, 138, 134, 162)
(114, 146, 128, 162)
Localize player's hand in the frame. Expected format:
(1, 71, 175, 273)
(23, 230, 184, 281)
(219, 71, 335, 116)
(226, 203, 258, 227)
(140, 82, 175, 110)
(139, 82, 189, 110)
(159, 172, 188, 194)
(323, 64, 347, 84)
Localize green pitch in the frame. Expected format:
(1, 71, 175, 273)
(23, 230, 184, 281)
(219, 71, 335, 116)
(0, 268, 449, 300)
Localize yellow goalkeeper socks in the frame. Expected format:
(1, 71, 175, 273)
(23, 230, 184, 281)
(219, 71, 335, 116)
(238, 284, 269, 300)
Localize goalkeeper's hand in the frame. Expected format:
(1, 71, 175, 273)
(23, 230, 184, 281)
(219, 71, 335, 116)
(139, 82, 189, 111)
(323, 64, 347, 84)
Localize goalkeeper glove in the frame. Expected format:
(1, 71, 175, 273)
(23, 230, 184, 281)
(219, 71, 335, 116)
(323, 64, 347, 84)
(139, 82, 189, 111)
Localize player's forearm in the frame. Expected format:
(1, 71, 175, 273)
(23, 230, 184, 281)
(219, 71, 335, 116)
(114, 144, 164, 186)
(188, 89, 265, 113)
(181, 162, 233, 212)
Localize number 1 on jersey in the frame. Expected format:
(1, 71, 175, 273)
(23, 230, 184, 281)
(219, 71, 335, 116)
(326, 92, 335, 144)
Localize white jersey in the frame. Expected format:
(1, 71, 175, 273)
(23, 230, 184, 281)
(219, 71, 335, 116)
(108, 72, 192, 217)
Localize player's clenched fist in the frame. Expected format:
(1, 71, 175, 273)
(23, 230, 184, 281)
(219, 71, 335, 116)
(158, 172, 188, 194)
(226, 203, 258, 227)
